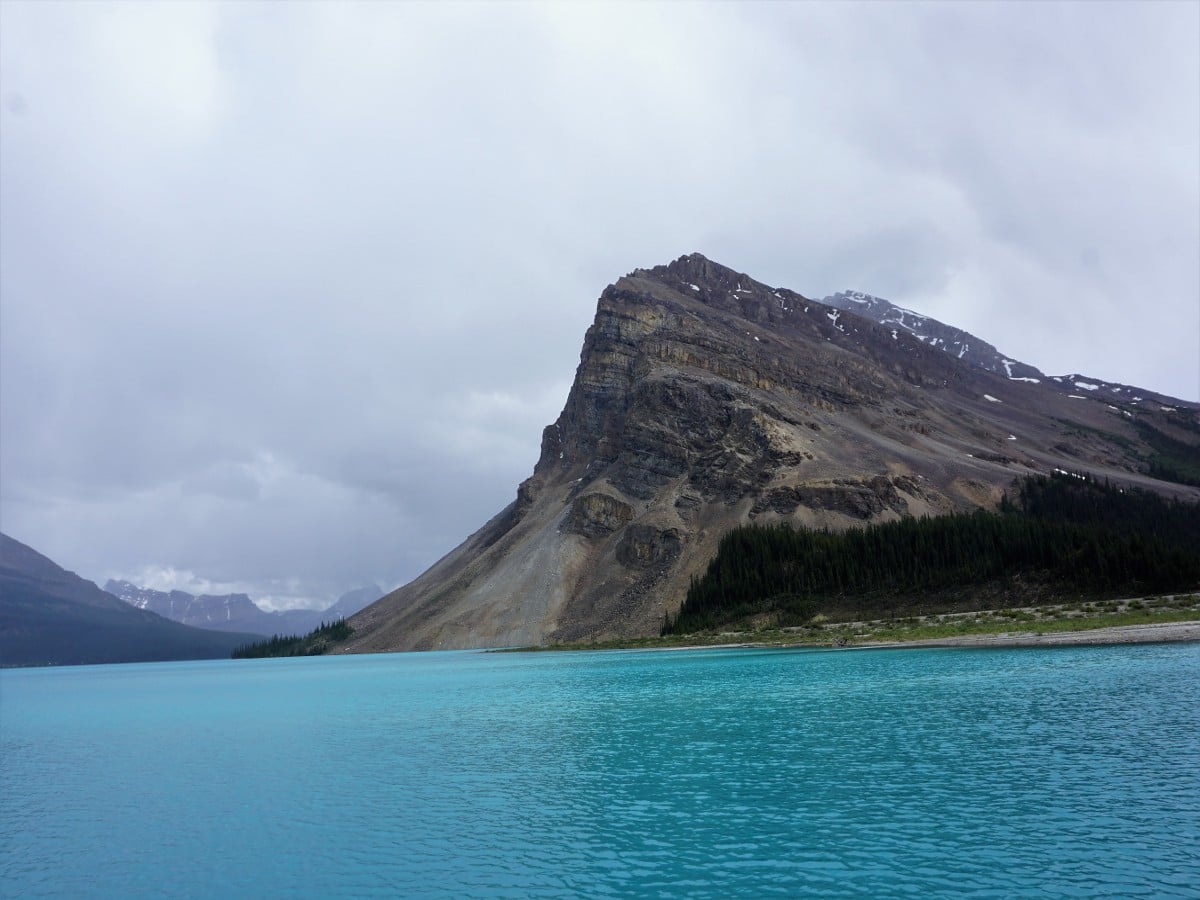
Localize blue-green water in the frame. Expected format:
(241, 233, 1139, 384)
(2, 644, 1198, 898)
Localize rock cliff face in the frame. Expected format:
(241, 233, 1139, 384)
(343, 254, 1200, 652)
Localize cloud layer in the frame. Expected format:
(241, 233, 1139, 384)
(3, 2, 1197, 607)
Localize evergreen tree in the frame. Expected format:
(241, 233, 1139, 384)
(665, 473, 1200, 634)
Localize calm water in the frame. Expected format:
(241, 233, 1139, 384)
(2, 644, 1198, 898)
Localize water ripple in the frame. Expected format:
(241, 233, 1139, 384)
(2, 645, 1198, 897)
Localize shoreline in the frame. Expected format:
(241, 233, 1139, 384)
(544, 619, 1200, 655)
(497, 598, 1200, 654)
(852, 619, 1200, 650)
(662, 620, 1200, 653)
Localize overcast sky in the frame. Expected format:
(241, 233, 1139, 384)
(2, 1, 1197, 609)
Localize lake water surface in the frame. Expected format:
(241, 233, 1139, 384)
(2, 643, 1198, 897)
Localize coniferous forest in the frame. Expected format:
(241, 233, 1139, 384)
(231, 619, 354, 659)
(664, 473, 1200, 635)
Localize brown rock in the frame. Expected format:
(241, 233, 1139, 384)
(342, 254, 1200, 652)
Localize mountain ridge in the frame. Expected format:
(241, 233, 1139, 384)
(823, 289, 1044, 381)
(822, 289, 1188, 407)
(341, 254, 1199, 652)
(103, 580, 380, 638)
(0, 533, 259, 666)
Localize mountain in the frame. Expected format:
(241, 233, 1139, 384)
(104, 581, 382, 638)
(321, 585, 382, 621)
(0, 534, 258, 666)
(104, 581, 275, 634)
(822, 290, 1044, 380)
(342, 254, 1200, 653)
(822, 290, 1187, 407)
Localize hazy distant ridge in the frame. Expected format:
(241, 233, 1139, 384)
(0, 533, 258, 666)
(104, 581, 380, 638)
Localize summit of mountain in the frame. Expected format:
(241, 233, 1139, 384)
(341, 254, 1200, 653)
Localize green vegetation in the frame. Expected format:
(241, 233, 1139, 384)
(1135, 418, 1200, 487)
(507, 594, 1200, 652)
(1050, 411, 1200, 488)
(828, 596, 1200, 644)
(231, 619, 353, 659)
(663, 473, 1200, 635)
(1051, 417, 1134, 450)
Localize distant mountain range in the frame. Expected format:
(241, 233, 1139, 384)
(0, 533, 258, 667)
(103, 582, 380, 639)
(340, 254, 1200, 653)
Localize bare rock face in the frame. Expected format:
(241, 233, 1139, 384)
(566, 493, 634, 538)
(750, 476, 908, 520)
(343, 254, 1200, 652)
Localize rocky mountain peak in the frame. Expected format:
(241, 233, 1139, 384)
(620, 253, 812, 326)
(342, 257, 1200, 653)
(640, 252, 758, 292)
(528, 254, 820, 492)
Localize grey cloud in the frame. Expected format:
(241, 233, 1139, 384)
(2, 1, 1195, 607)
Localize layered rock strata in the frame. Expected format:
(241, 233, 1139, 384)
(344, 254, 1200, 651)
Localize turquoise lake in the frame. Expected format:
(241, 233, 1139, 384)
(2, 644, 1198, 897)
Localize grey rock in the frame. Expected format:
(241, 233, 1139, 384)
(342, 254, 1200, 652)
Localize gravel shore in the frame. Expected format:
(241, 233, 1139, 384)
(859, 620, 1200, 649)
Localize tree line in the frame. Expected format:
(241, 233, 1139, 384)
(231, 619, 354, 659)
(664, 472, 1200, 634)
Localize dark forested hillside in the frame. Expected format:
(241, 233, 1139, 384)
(231, 619, 353, 659)
(664, 473, 1200, 634)
(0, 533, 258, 666)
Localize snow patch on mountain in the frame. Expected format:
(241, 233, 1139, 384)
(822, 290, 1044, 382)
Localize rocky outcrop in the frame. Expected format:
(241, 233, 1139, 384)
(616, 525, 682, 569)
(750, 476, 908, 520)
(342, 254, 1200, 652)
(566, 493, 634, 538)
